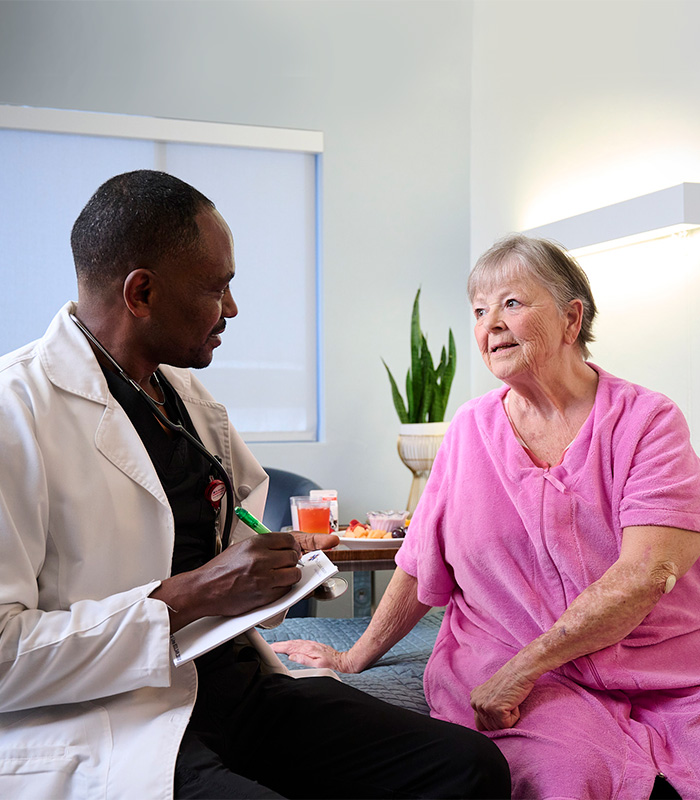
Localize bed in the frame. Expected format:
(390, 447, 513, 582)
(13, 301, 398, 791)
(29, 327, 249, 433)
(260, 611, 443, 715)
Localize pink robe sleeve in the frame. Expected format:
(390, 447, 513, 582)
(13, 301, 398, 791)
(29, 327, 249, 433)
(618, 397, 700, 532)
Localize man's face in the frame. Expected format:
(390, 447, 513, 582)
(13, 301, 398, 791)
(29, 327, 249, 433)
(148, 208, 238, 370)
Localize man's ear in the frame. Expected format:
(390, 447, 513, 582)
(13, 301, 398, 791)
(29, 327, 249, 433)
(123, 269, 157, 318)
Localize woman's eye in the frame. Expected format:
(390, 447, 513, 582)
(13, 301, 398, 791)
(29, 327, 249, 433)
(474, 308, 486, 319)
(505, 298, 521, 309)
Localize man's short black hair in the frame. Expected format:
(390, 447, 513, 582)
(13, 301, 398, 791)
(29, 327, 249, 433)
(71, 170, 215, 292)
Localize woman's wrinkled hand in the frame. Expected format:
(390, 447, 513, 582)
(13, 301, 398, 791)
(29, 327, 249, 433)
(470, 661, 536, 731)
(270, 639, 355, 672)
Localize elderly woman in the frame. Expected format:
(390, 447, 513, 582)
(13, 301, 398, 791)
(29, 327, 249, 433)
(273, 235, 700, 800)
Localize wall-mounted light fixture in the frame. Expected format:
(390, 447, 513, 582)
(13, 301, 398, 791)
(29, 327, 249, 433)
(523, 182, 700, 256)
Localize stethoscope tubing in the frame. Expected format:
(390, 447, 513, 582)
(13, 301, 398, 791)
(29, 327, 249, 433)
(70, 314, 235, 550)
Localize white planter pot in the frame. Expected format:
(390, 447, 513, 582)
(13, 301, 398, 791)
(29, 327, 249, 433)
(397, 421, 450, 514)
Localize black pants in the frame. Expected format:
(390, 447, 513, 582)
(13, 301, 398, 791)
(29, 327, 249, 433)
(174, 672, 511, 799)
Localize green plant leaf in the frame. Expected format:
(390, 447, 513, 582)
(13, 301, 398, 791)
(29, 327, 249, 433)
(431, 331, 456, 422)
(441, 328, 457, 403)
(430, 361, 447, 420)
(435, 345, 447, 384)
(382, 360, 409, 423)
(381, 288, 457, 424)
(405, 368, 415, 422)
(429, 394, 444, 422)
(418, 339, 435, 422)
(410, 289, 423, 421)
(419, 379, 434, 422)
(421, 334, 435, 374)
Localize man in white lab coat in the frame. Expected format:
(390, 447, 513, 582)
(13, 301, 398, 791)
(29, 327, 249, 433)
(0, 170, 510, 800)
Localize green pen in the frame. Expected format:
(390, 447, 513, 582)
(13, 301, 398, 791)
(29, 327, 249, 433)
(234, 506, 272, 534)
(234, 506, 306, 566)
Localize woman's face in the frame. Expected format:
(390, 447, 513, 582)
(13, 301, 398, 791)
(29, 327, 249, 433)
(471, 268, 572, 383)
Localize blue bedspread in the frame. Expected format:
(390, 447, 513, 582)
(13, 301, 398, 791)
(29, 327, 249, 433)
(260, 613, 443, 716)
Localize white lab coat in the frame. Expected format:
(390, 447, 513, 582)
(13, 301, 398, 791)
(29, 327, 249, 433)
(0, 303, 291, 799)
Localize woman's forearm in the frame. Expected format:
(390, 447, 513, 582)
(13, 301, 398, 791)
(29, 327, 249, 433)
(270, 567, 431, 672)
(471, 524, 700, 730)
(345, 567, 431, 671)
(512, 561, 663, 682)
(470, 559, 666, 730)
(513, 523, 700, 682)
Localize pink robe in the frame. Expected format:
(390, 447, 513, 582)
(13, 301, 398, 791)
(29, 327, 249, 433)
(396, 366, 700, 799)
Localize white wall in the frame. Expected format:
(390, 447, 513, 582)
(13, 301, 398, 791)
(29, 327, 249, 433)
(0, 0, 473, 521)
(469, 0, 700, 421)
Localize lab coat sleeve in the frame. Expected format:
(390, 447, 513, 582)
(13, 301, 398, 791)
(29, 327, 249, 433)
(0, 589, 173, 713)
(0, 386, 173, 713)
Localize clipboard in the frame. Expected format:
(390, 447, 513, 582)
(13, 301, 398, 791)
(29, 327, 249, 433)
(170, 550, 338, 666)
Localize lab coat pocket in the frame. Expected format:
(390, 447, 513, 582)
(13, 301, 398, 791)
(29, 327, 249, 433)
(0, 702, 110, 800)
(0, 748, 90, 799)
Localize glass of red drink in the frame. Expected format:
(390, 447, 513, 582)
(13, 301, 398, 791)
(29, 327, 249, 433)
(291, 497, 332, 533)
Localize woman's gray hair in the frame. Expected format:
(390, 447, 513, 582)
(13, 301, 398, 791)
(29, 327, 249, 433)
(467, 234, 598, 360)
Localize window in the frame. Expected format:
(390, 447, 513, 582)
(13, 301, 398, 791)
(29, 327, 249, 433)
(0, 105, 322, 441)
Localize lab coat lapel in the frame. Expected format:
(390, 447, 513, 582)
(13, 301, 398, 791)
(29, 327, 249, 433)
(39, 302, 171, 506)
(162, 366, 270, 540)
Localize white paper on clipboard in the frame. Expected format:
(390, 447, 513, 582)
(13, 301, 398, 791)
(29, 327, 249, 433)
(170, 550, 338, 666)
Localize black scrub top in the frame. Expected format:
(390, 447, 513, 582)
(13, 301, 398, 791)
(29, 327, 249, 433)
(103, 368, 218, 573)
(102, 367, 262, 699)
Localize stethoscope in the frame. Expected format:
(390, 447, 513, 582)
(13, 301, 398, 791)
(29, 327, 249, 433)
(71, 313, 349, 602)
(70, 313, 235, 551)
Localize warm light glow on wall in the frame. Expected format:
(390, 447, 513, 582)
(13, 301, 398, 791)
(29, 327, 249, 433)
(523, 185, 700, 451)
(577, 230, 700, 449)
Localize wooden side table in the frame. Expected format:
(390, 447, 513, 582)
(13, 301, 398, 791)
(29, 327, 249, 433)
(328, 548, 399, 616)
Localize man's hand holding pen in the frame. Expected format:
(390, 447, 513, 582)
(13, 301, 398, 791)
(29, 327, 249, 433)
(151, 509, 340, 634)
(293, 531, 340, 554)
(233, 505, 339, 557)
(151, 532, 302, 632)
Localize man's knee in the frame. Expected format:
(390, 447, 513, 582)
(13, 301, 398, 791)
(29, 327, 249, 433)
(463, 737, 511, 799)
(427, 722, 511, 799)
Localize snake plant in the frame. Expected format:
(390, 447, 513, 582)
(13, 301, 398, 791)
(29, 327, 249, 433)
(382, 288, 456, 424)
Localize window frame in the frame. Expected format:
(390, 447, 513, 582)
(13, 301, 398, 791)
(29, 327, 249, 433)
(0, 104, 324, 443)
